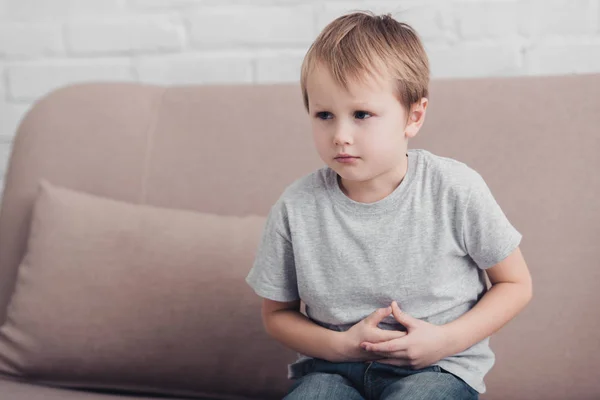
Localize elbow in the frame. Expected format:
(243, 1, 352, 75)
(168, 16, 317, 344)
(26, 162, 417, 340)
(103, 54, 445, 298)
(522, 275, 533, 307)
(261, 309, 275, 338)
(260, 298, 301, 340)
(260, 306, 287, 339)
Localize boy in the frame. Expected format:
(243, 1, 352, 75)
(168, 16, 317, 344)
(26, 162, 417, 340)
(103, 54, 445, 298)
(246, 11, 532, 400)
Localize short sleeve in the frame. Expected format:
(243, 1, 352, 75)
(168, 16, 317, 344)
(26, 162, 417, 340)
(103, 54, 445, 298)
(461, 172, 522, 269)
(245, 200, 299, 302)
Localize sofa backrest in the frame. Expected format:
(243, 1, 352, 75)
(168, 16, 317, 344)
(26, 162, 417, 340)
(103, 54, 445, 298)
(0, 75, 599, 399)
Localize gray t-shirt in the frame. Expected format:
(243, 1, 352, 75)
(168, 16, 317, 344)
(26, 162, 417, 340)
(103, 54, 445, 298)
(246, 148, 522, 393)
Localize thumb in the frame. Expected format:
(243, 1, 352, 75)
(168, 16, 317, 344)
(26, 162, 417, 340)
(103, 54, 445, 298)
(365, 306, 392, 327)
(391, 301, 419, 330)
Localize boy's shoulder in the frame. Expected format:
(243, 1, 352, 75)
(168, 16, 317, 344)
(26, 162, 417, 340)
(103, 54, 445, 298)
(275, 166, 330, 206)
(415, 149, 485, 194)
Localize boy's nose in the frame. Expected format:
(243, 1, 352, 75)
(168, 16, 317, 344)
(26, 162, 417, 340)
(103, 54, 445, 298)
(333, 127, 353, 146)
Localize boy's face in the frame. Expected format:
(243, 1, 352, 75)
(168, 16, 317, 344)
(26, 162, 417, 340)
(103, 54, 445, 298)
(306, 64, 427, 187)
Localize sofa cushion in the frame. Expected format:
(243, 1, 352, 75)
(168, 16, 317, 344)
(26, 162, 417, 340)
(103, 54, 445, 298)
(0, 180, 289, 399)
(0, 377, 209, 400)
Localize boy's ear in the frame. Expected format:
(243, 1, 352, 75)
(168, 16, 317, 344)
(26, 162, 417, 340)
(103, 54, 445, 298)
(405, 98, 428, 138)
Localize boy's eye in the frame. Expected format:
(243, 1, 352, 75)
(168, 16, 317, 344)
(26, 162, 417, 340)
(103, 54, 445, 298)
(354, 111, 372, 120)
(316, 112, 333, 120)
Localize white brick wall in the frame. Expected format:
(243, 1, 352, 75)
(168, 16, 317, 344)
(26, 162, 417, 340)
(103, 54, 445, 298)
(0, 0, 600, 196)
(187, 6, 315, 47)
(136, 52, 254, 84)
(7, 59, 135, 101)
(66, 15, 186, 55)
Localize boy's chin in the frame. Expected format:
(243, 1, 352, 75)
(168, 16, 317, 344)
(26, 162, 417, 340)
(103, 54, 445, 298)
(325, 160, 380, 183)
(332, 168, 370, 183)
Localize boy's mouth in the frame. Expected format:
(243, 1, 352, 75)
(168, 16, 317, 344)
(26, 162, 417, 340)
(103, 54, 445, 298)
(334, 154, 360, 163)
(334, 153, 358, 159)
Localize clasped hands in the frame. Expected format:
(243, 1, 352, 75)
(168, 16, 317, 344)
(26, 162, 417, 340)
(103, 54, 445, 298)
(343, 301, 451, 370)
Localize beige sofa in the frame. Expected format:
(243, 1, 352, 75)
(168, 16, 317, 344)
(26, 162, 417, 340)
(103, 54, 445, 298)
(0, 75, 598, 400)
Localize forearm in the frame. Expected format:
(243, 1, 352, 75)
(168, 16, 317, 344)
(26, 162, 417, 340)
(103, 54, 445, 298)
(443, 281, 533, 355)
(263, 309, 349, 362)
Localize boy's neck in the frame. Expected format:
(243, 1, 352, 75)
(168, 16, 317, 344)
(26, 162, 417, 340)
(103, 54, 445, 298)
(338, 154, 409, 204)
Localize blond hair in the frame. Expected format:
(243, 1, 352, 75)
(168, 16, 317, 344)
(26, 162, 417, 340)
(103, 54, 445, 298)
(300, 11, 429, 112)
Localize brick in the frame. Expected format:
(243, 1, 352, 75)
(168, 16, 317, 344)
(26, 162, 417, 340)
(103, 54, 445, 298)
(427, 43, 522, 78)
(128, 0, 207, 8)
(5, 0, 123, 19)
(255, 51, 305, 83)
(0, 23, 64, 57)
(0, 65, 28, 136)
(455, 1, 519, 39)
(519, 0, 599, 36)
(7, 60, 134, 102)
(0, 64, 5, 101)
(0, 101, 29, 137)
(317, 2, 450, 41)
(524, 40, 600, 75)
(66, 16, 185, 55)
(136, 53, 253, 85)
(187, 5, 315, 47)
(0, 135, 12, 186)
(400, 3, 453, 42)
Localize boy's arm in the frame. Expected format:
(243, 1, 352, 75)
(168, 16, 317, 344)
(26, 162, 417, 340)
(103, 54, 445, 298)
(362, 246, 532, 368)
(443, 246, 532, 354)
(262, 299, 348, 362)
(262, 299, 407, 363)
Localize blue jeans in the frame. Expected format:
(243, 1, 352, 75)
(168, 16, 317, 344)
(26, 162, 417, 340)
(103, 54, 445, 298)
(284, 359, 479, 400)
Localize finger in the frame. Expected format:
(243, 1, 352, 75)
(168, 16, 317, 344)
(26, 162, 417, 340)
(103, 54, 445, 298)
(374, 350, 408, 359)
(376, 358, 411, 367)
(391, 301, 419, 330)
(361, 337, 409, 353)
(374, 328, 408, 342)
(361, 344, 409, 359)
(364, 306, 392, 327)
